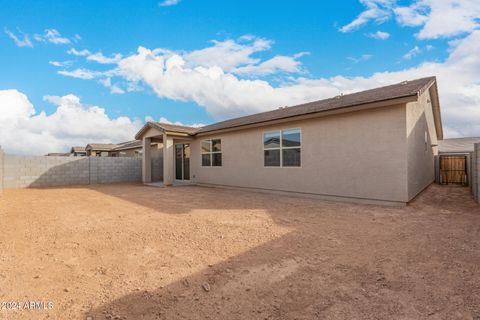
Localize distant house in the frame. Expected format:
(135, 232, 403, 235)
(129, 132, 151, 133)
(46, 152, 70, 157)
(111, 140, 147, 157)
(135, 76, 443, 206)
(84, 141, 161, 158)
(85, 144, 118, 157)
(45, 141, 157, 158)
(70, 146, 87, 157)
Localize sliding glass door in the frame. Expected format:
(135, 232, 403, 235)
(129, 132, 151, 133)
(175, 144, 190, 181)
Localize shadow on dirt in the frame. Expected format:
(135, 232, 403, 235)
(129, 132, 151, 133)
(82, 184, 480, 320)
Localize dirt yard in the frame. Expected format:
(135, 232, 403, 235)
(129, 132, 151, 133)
(0, 184, 479, 320)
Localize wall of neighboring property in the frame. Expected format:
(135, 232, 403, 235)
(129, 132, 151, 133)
(89, 157, 142, 184)
(1, 155, 142, 189)
(406, 88, 437, 200)
(190, 104, 409, 204)
(118, 149, 141, 157)
(474, 143, 480, 203)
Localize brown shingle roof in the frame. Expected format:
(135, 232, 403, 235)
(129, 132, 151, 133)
(114, 140, 142, 150)
(149, 122, 200, 134)
(86, 143, 117, 151)
(196, 76, 437, 134)
(71, 146, 86, 153)
(134, 122, 200, 139)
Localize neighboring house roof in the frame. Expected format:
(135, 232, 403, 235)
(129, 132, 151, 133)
(135, 122, 200, 140)
(438, 137, 480, 153)
(114, 140, 143, 151)
(46, 153, 70, 156)
(71, 146, 87, 153)
(85, 143, 118, 151)
(136, 76, 442, 139)
(81, 140, 159, 153)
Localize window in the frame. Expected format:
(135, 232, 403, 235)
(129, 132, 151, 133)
(201, 139, 222, 166)
(264, 128, 301, 167)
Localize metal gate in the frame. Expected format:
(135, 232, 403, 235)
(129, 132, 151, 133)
(440, 156, 468, 185)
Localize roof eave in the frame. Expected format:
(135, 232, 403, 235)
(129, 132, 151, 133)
(195, 94, 418, 136)
(428, 80, 443, 140)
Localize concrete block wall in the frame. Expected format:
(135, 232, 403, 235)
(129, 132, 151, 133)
(474, 143, 480, 203)
(1, 154, 142, 189)
(3, 155, 89, 188)
(90, 157, 142, 184)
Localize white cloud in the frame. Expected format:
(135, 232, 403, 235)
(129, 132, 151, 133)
(67, 48, 123, 64)
(342, 0, 480, 39)
(233, 53, 307, 76)
(34, 29, 71, 44)
(393, 2, 428, 26)
(86, 52, 123, 64)
(0, 91, 143, 155)
(57, 68, 101, 80)
(116, 47, 314, 118)
(348, 54, 373, 63)
(153, 116, 204, 128)
(4, 28, 33, 47)
(184, 37, 272, 71)
(117, 31, 480, 136)
(49, 60, 72, 68)
(395, 0, 480, 39)
(99, 78, 125, 94)
(55, 31, 480, 137)
(340, 0, 395, 32)
(368, 30, 391, 40)
(159, 0, 180, 6)
(67, 48, 91, 56)
(403, 46, 421, 60)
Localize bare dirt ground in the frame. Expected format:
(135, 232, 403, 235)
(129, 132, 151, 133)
(0, 184, 479, 320)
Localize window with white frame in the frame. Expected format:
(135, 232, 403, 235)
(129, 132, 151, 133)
(264, 129, 301, 167)
(201, 139, 222, 166)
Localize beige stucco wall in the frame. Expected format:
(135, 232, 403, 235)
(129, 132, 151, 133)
(406, 89, 437, 200)
(189, 105, 409, 203)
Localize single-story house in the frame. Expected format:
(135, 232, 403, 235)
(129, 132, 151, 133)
(70, 146, 87, 157)
(136, 76, 443, 206)
(85, 141, 161, 158)
(85, 143, 118, 157)
(436, 137, 480, 186)
(111, 140, 162, 158)
(46, 152, 70, 157)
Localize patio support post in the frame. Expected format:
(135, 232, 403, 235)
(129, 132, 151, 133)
(142, 137, 152, 183)
(163, 133, 174, 186)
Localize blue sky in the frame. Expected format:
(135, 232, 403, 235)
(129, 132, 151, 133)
(0, 0, 479, 154)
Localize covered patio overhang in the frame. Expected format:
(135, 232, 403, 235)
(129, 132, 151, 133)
(135, 122, 197, 186)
